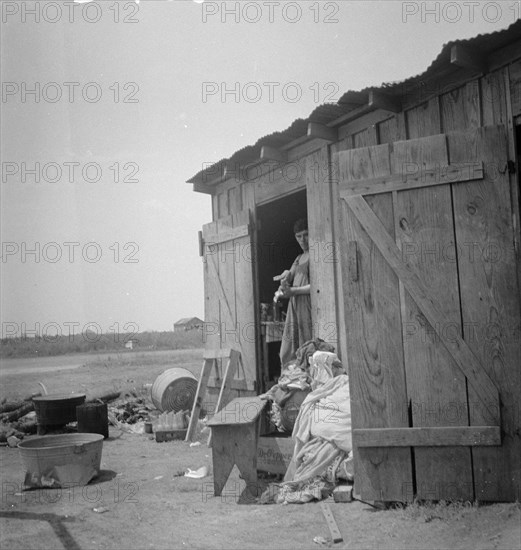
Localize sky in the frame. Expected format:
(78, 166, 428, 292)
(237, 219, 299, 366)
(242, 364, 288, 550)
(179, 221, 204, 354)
(0, 0, 518, 338)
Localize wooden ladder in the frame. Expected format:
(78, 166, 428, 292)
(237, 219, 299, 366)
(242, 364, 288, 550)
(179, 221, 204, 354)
(185, 348, 241, 444)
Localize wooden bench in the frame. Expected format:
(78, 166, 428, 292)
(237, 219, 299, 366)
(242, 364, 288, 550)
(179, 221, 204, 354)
(207, 396, 267, 502)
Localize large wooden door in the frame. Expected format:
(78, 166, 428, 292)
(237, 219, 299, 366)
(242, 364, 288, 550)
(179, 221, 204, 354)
(336, 125, 521, 502)
(201, 209, 257, 394)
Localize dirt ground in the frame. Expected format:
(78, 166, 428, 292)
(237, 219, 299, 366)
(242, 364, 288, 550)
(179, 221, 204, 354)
(1, 350, 520, 550)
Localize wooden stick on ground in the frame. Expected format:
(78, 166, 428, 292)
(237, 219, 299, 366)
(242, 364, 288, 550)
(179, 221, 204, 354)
(0, 402, 35, 423)
(320, 502, 343, 543)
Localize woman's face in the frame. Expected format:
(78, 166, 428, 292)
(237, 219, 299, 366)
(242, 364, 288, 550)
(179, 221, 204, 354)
(295, 229, 309, 252)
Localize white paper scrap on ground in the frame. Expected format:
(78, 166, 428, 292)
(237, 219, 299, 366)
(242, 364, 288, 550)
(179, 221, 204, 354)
(184, 466, 208, 479)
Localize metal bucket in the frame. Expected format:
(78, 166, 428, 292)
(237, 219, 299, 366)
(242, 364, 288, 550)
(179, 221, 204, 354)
(151, 367, 198, 413)
(18, 433, 104, 488)
(76, 402, 109, 438)
(33, 393, 86, 426)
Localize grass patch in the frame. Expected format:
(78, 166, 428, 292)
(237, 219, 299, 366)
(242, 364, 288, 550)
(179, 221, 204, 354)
(390, 498, 520, 523)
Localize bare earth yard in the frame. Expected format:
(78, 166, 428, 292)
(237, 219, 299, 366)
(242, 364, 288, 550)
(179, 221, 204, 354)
(0, 349, 519, 550)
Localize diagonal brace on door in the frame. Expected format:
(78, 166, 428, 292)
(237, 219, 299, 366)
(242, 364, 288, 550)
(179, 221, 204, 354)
(343, 194, 500, 425)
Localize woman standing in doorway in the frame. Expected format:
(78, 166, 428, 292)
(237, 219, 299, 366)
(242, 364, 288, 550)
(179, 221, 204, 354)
(274, 218, 313, 368)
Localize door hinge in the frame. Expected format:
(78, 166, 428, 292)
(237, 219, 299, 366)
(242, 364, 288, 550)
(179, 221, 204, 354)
(198, 231, 204, 257)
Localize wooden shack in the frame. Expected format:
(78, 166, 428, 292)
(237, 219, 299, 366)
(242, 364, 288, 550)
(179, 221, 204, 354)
(187, 22, 521, 502)
(173, 317, 204, 332)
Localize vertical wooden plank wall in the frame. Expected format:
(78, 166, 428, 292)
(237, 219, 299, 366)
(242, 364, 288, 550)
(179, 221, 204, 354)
(337, 141, 413, 501)
(330, 136, 352, 372)
(332, 65, 520, 500)
(406, 97, 441, 139)
(509, 59, 521, 117)
(202, 219, 220, 397)
(508, 60, 521, 362)
(207, 179, 258, 399)
(232, 210, 257, 395)
(306, 146, 339, 350)
(202, 217, 239, 408)
(449, 126, 521, 501)
(212, 182, 246, 221)
(394, 136, 473, 500)
(400, 91, 475, 499)
(442, 69, 520, 501)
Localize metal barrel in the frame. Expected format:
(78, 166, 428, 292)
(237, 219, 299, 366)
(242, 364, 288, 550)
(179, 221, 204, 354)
(32, 393, 86, 426)
(150, 367, 198, 413)
(77, 402, 109, 438)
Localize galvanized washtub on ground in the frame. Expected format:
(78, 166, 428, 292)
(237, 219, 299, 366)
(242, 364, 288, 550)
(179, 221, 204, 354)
(18, 433, 104, 489)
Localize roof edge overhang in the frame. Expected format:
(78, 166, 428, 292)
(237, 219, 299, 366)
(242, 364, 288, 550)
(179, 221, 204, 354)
(187, 20, 521, 193)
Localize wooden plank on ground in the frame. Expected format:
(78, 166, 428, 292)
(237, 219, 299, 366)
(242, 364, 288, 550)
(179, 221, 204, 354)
(353, 427, 501, 447)
(449, 125, 521, 502)
(320, 503, 343, 543)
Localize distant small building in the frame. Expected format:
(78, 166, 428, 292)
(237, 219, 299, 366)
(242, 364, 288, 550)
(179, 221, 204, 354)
(124, 339, 136, 350)
(174, 317, 204, 332)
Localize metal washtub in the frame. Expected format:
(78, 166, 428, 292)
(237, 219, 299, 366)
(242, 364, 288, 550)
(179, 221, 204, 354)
(18, 433, 104, 488)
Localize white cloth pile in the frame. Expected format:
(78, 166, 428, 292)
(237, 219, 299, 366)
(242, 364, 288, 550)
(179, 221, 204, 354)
(274, 351, 353, 504)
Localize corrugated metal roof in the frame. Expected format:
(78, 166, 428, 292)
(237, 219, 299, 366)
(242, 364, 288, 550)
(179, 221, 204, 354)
(188, 20, 521, 186)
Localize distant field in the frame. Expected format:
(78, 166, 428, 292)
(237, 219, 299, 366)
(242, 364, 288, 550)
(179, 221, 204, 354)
(0, 348, 204, 401)
(0, 330, 203, 359)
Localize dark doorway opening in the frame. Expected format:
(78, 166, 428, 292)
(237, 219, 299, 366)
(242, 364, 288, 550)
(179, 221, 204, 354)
(256, 190, 308, 387)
